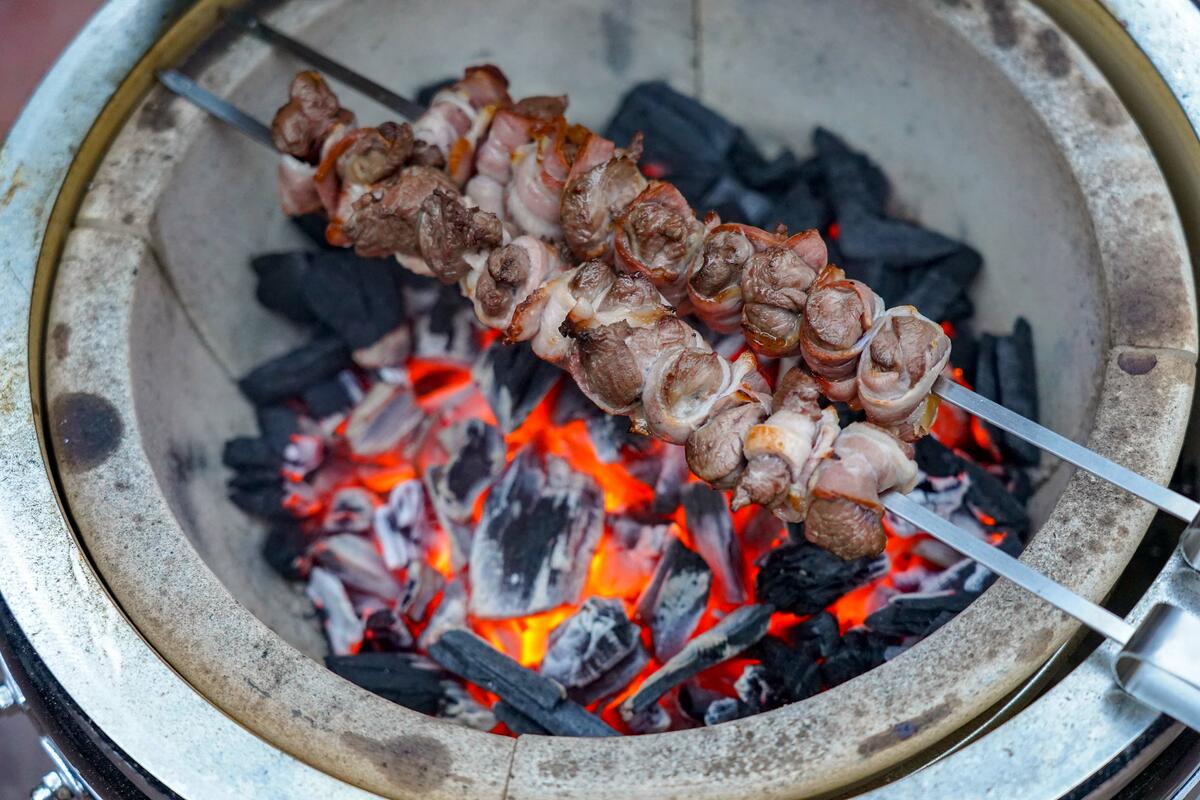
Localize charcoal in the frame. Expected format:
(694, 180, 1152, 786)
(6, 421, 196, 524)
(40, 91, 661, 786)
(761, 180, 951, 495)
(743, 508, 786, 553)
(281, 433, 324, 479)
(345, 380, 423, 456)
(730, 130, 805, 194)
(898, 246, 982, 323)
(586, 413, 650, 463)
(604, 81, 737, 202)
(426, 419, 506, 523)
(604, 515, 671, 584)
(813, 127, 891, 219)
(326, 652, 448, 715)
(698, 173, 773, 228)
(252, 251, 317, 324)
(842, 259, 907, 307)
(469, 450, 604, 618)
(704, 698, 748, 725)
(301, 252, 406, 349)
(540, 598, 640, 690)
(682, 483, 746, 603)
(323, 487, 377, 534)
(748, 635, 821, 703)
(439, 682, 498, 731)
(223, 436, 279, 470)
(974, 333, 1001, 408)
(473, 340, 562, 433)
(995, 317, 1040, 465)
(238, 336, 351, 406)
(418, 578, 468, 650)
(302, 375, 355, 418)
(911, 439, 1029, 534)
(352, 325, 412, 370)
(569, 642, 649, 707)
(650, 445, 690, 516)
(494, 700, 550, 735)
(622, 604, 773, 716)
(428, 630, 618, 737)
(836, 208, 962, 266)
(229, 484, 288, 519)
(949, 321, 980, 383)
(399, 561, 444, 622)
(262, 522, 311, 580)
(414, 284, 478, 363)
(626, 703, 671, 734)
(942, 293, 976, 323)
(290, 213, 337, 249)
(255, 405, 302, 454)
(766, 178, 829, 234)
(312, 534, 403, 602)
(373, 480, 432, 570)
(865, 590, 975, 638)
(422, 466, 475, 572)
(551, 379, 595, 425)
(821, 629, 890, 688)
(754, 541, 887, 615)
(307, 566, 365, 655)
(635, 538, 712, 661)
(735, 664, 785, 713)
(785, 611, 842, 661)
(361, 609, 414, 651)
(678, 682, 726, 724)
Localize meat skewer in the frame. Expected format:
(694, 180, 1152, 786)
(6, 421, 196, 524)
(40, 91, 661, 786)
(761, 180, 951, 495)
(158, 65, 1200, 738)
(265, 69, 942, 558)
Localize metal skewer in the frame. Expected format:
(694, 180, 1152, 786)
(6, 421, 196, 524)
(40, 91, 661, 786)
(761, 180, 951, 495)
(157, 68, 1200, 729)
(225, 9, 426, 121)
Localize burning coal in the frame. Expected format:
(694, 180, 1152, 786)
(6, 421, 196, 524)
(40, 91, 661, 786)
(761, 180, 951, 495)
(224, 82, 1038, 736)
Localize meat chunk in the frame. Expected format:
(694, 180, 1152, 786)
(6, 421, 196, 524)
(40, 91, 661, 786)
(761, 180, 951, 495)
(856, 307, 951, 441)
(687, 222, 780, 334)
(271, 71, 354, 163)
(799, 264, 884, 403)
(417, 188, 504, 284)
(413, 65, 511, 184)
(613, 182, 706, 313)
(741, 230, 826, 357)
(471, 236, 561, 329)
(805, 423, 918, 559)
(336, 121, 414, 185)
(340, 166, 458, 258)
(561, 144, 647, 261)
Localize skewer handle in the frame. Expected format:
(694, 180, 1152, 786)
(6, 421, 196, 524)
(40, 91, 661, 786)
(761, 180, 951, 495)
(157, 70, 275, 148)
(883, 492, 1136, 645)
(885, 492, 1200, 732)
(226, 10, 427, 121)
(934, 376, 1200, 523)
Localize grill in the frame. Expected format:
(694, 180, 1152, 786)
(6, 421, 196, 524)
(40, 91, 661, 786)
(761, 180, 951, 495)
(2, 1, 1200, 798)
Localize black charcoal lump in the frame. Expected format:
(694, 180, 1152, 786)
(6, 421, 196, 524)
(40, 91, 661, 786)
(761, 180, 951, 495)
(636, 538, 713, 661)
(755, 541, 888, 615)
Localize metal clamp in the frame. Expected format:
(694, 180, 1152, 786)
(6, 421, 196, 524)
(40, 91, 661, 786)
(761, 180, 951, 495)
(30, 736, 92, 800)
(0, 648, 26, 715)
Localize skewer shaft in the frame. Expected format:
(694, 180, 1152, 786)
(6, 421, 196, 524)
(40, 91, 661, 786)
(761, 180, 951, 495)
(157, 70, 274, 148)
(226, 10, 427, 121)
(934, 376, 1200, 522)
(883, 492, 1136, 645)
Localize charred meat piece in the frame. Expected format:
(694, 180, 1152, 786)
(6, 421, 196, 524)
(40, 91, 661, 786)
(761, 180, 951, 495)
(417, 188, 504, 283)
(561, 139, 647, 261)
(336, 121, 414, 185)
(472, 236, 561, 329)
(341, 166, 458, 259)
(271, 71, 354, 163)
(687, 223, 779, 334)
